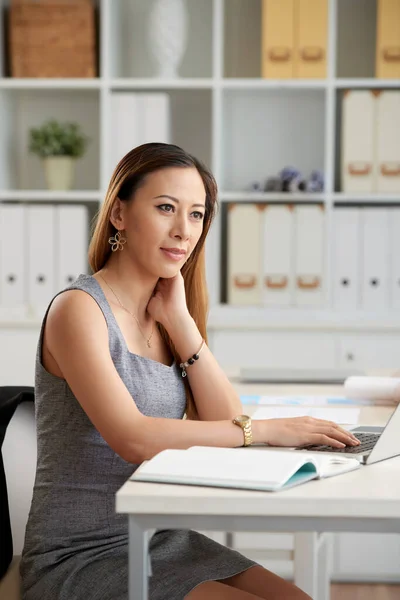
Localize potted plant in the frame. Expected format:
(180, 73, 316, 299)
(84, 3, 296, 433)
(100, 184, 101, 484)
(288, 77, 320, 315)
(28, 119, 89, 190)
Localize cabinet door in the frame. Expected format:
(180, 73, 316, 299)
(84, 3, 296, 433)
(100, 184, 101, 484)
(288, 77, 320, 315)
(227, 203, 263, 306)
(341, 90, 376, 193)
(376, 0, 400, 79)
(339, 336, 400, 370)
(0, 328, 38, 386)
(333, 533, 400, 581)
(376, 91, 400, 193)
(295, 0, 328, 78)
(212, 332, 336, 370)
(233, 532, 293, 579)
(261, 0, 295, 78)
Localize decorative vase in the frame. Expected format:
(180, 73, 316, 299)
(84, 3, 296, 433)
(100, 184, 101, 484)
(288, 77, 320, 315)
(148, 0, 189, 78)
(43, 156, 75, 190)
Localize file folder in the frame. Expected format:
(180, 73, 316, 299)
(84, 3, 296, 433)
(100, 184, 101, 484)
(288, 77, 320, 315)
(0, 204, 26, 320)
(261, 0, 295, 79)
(27, 205, 56, 321)
(293, 205, 324, 307)
(389, 208, 400, 310)
(333, 208, 361, 311)
(227, 203, 262, 306)
(341, 90, 376, 193)
(361, 209, 390, 311)
(56, 205, 89, 292)
(376, 91, 400, 193)
(111, 92, 171, 173)
(295, 0, 328, 78)
(376, 0, 400, 79)
(262, 204, 293, 307)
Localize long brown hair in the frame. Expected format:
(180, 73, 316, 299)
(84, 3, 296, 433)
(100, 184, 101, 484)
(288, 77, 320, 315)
(88, 142, 218, 419)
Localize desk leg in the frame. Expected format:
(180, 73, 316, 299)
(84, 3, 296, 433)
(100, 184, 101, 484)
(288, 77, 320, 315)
(317, 533, 332, 600)
(294, 532, 331, 600)
(128, 517, 149, 600)
(294, 533, 318, 598)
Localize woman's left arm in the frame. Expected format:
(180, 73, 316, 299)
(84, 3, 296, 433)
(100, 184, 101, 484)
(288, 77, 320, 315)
(165, 312, 243, 421)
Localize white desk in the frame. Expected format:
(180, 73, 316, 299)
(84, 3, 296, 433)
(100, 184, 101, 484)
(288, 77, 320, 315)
(116, 384, 399, 600)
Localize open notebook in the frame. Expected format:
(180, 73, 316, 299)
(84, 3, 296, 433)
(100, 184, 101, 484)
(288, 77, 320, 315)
(130, 446, 361, 492)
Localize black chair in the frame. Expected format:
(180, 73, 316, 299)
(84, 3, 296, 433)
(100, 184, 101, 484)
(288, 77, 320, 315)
(0, 387, 35, 598)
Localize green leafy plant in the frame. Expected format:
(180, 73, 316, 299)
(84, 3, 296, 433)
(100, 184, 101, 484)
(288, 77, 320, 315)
(29, 119, 89, 158)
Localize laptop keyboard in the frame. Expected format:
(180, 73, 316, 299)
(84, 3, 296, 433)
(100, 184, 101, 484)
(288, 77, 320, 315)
(303, 432, 381, 454)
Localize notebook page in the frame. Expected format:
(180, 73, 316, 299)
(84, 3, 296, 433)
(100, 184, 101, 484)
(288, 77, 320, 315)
(306, 452, 361, 479)
(133, 447, 318, 490)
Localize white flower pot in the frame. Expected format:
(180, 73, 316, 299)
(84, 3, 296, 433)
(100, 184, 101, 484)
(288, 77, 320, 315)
(43, 156, 75, 190)
(148, 0, 189, 78)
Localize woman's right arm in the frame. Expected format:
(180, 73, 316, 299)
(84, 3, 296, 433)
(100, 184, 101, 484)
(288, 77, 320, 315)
(45, 291, 359, 464)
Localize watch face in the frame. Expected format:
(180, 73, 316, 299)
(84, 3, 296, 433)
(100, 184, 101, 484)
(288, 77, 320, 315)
(235, 415, 250, 424)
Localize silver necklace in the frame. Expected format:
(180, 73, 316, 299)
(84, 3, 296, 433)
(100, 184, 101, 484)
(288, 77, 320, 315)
(99, 274, 154, 348)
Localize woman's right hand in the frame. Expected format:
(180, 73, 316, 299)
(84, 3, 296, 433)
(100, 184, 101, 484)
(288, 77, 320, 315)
(253, 417, 361, 449)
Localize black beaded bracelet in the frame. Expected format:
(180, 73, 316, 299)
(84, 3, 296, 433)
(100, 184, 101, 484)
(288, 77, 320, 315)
(179, 339, 205, 378)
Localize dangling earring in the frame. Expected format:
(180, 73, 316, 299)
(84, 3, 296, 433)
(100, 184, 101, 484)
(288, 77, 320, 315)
(108, 230, 127, 252)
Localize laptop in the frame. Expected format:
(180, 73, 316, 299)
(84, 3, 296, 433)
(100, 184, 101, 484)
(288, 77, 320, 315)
(297, 401, 400, 465)
(240, 367, 365, 384)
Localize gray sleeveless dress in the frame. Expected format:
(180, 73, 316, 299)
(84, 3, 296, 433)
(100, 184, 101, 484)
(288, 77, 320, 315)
(20, 274, 257, 600)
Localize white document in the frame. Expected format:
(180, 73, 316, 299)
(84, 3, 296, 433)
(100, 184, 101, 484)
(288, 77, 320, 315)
(263, 204, 293, 307)
(341, 90, 376, 193)
(227, 203, 262, 305)
(0, 204, 26, 319)
(376, 91, 400, 193)
(56, 205, 88, 292)
(361, 208, 390, 311)
(251, 406, 360, 425)
(111, 92, 171, 171)
(293, 205, 324, 307)
(333, 208, 361, 311)
(390, 208, 400, 310)
(27, 205, 56, 321)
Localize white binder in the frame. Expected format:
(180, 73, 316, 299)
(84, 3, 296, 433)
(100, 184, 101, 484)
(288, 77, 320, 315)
(27, 205, 56, 321)
(111, 92, 171, 171)
(376, 91, 400, 193)
(227, 203, 262, 306)
(0, 204, 26, 320)
(361, 208, 390, 312)
(56, 205, 89, 292)
(341, 90, 376, 193)
(389, 209, 400, 310)
(262, 204, 293, 307)
(333, 208, 361, 311)
(293, 205, 324, 307)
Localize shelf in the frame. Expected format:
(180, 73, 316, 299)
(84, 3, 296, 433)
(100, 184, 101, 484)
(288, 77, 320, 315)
(221, 79, 327, 90)
(0, 190, 102, 202)
(0, 78, 102, 90)
(333, 193, 400, 204)
(109, 78, 214, 90)
(0, 319, 42, 329)
(219, 192, 325, 203)
(208, 306, 400, 332)
(221, 88, 325, 192)
(335, 79, 400, 89)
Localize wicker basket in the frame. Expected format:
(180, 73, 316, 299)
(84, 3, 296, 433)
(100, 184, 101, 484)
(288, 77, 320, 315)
(9, 0, 97, 78)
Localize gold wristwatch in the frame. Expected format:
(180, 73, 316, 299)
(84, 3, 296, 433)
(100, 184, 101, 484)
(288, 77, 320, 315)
(232, 415, 253, 447)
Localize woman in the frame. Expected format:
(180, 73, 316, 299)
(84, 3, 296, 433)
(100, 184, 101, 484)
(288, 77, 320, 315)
(20, 142, 359, 600)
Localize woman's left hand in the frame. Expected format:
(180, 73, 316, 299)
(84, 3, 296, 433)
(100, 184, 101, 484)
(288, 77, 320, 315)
(147, 272, 189, 328)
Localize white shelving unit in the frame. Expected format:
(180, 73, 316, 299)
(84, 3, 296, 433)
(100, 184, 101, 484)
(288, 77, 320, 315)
(0, 0, 400, 584)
